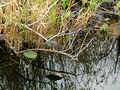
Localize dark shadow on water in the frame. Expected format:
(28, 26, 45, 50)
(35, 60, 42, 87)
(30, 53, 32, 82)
(0, 37, 120, 90)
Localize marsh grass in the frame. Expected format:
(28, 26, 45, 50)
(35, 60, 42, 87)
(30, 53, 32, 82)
(0, 0, 119, 58)
(1, 0, 75, 50)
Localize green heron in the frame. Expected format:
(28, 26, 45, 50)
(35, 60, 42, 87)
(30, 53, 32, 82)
(45, 40, 63, 48)
(45, 74, 62, 81)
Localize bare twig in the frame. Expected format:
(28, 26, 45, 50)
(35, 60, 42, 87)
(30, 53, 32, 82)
(6, 41, 19, 55)
(0, 0, 15, 8)
(79, 29, 91, 50)
(74, 37, 95, 58)
(68, 29, 82, 49)
(18, 48, 78, 60)
(71, 29, 91, 55)
(22, 24, 77, 43)
(21, 24, 49, 41)
(48, 30, 67, 40)
(62, 29, 82, 52)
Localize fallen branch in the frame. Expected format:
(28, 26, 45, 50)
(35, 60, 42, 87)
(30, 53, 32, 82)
(18, 48, 78, 60)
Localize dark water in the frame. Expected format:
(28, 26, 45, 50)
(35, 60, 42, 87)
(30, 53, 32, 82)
(0, 37, 120, 90)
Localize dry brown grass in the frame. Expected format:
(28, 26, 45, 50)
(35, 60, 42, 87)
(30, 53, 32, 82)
(0, 0, 79, 51)
(1, 0, 119, 56)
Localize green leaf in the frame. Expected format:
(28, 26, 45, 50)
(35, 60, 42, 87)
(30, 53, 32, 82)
(105, 18, 110, 21)
(23, 51, 37, 59)
(100, 23, 109, 31)
(70, 13, 76, 17)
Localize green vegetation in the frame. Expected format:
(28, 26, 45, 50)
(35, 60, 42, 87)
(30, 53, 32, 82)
(0, 0, 119, 58)
(100, 23, 109, 31)
(23, 51, 37, 59)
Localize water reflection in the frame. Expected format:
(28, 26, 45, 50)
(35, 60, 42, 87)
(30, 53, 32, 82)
(0, 37, 120, 90)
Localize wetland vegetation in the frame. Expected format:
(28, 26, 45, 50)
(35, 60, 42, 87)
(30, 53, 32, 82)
(0, 0, 120, 90)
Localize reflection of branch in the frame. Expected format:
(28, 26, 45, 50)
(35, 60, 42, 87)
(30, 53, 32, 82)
(96, 79, 104, 89)
(0, 63, 16, 70)
(15, 70, 48, 84)
(32, 63, 76, 76)
(27, 0, 61, 26)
